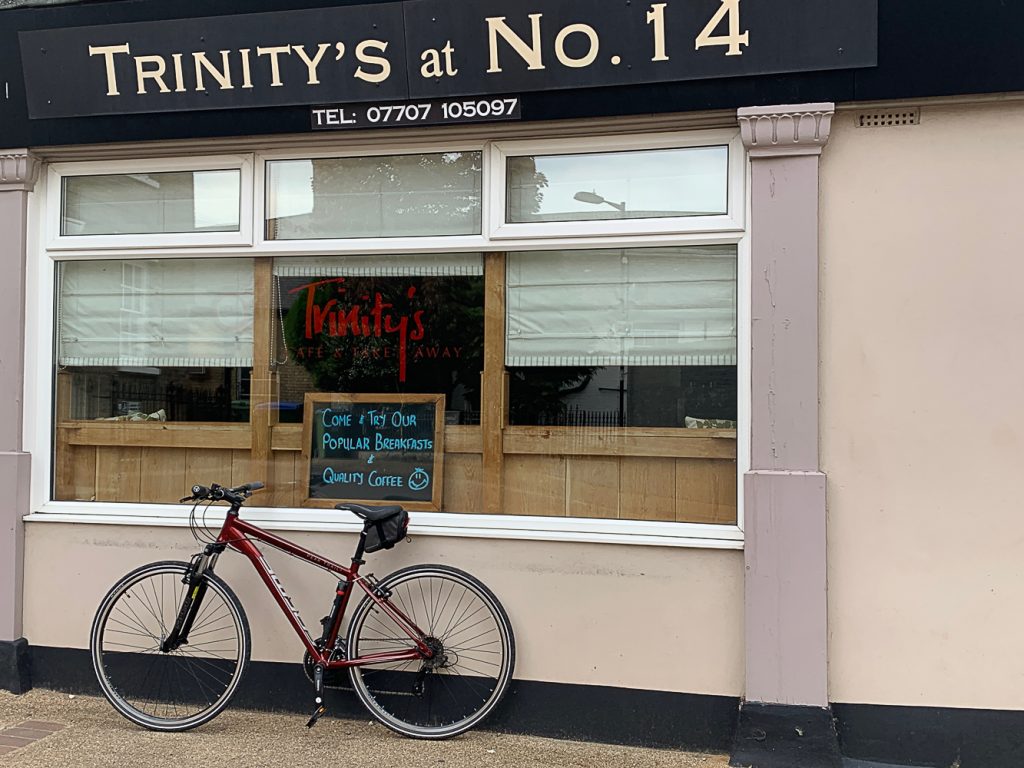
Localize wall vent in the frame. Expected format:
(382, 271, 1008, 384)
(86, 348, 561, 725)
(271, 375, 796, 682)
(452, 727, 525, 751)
(856, 109, 920, 128)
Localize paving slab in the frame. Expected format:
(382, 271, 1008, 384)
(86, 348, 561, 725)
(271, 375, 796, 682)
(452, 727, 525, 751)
(0, 689, 730, 768)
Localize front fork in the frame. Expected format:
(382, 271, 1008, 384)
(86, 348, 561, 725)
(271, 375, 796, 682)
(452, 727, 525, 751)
(161, 544, 222, 653)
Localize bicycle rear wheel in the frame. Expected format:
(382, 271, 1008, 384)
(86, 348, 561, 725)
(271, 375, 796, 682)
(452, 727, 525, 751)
(346, 564, 515, 739)
(90, 560, 250, 731)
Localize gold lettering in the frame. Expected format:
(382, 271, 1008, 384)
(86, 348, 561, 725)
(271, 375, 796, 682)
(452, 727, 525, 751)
(257, 45, 292, 87)
(171, 53, 186, 92)
(292, 43, 331, 85)
(420, 48, 443, 78)
(442, 40, 458, 76)
(135, 54, 170, 94)
(239, 48, 254, 89)
(193, 50, 234, 91)
(88, 43, 131, 96)
(354, 40, 391, 84)
(554, 23, 599, 68)
(646, 3, 669, 61)
(486, 15, 544, 73)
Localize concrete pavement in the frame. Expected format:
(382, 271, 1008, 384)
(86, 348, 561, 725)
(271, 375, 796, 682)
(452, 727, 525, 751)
(0, 689, 731, 768)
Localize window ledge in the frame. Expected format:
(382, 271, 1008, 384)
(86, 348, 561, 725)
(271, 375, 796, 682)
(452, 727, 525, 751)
(25, 502, 744, 550)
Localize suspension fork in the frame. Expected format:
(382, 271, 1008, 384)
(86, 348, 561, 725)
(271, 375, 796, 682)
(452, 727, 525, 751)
(161, 543, 224, 653)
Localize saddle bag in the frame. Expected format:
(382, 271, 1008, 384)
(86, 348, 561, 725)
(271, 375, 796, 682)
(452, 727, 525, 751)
(363, 509, 410, 553)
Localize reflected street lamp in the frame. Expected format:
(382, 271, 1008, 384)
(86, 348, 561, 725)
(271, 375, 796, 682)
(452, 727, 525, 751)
(573, 190, 626, 212)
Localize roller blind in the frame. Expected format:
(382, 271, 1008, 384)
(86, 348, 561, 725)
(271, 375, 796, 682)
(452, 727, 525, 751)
(506, 246, 736, 367)
(58, 258, 254, 367)
(272, 253, 483, 277)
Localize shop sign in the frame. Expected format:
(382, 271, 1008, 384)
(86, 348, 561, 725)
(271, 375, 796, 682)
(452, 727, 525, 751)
(302, 393, 445, 511)
(19, 0, 877, 119)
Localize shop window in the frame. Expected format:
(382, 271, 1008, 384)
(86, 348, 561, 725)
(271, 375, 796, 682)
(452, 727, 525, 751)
(272, 254, 484, 425)
(61, 170, 241, 236)
(265, 152, 482, 240)
(45, 137, 739, 534)
(501, 246, 737, 524)
(53, 257, 255, 503)
(506, 146, 728, 224)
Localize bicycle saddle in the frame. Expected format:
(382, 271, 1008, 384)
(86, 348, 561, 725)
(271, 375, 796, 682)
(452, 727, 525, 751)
(335, 503, 404, 522)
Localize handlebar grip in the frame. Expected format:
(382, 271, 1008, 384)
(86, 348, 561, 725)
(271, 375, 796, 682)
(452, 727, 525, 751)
(247, 481, 265, 491)
(192, 484, 211, 498)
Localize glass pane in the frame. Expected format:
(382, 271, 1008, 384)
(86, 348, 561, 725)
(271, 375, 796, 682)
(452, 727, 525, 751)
(58, 258, 254, 368)
(506, 246, 737, 367)
(62, 170, 240, 235)
(508, 365, 736, 428)
(56, 367, 251, 423)
(506, 146, 728, 223)
(266, 152, 482, 239)
(274, 265, 484, 426)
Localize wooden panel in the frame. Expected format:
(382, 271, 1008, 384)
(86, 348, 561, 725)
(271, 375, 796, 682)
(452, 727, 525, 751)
(95, 447, 142, 502)
(619, 457, 676, 522)
(503, 454, 567, 517)
(504, 426, 736, 459)
(231, 449, 257, 488)
(251, 258, 277, 488)
(481, 252, 506, 513)
(272, 423, 482, 454)
(271, 451, 299, 507)
(443, 454, 483, 513)
(59, 422, 250, 449)
(675, 458, 738, 525)
(55, 445, 96, 502)
(567, 456, 619, 519)
(139, 447, 187, 503)
(185, 448, 235, 489)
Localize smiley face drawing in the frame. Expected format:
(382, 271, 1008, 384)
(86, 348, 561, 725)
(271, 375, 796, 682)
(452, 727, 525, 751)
(408, 467, 430, 492)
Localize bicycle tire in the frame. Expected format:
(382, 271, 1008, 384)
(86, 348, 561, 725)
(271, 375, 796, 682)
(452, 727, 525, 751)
(346, 564, 515, 739)
(90, 560, 251, 732)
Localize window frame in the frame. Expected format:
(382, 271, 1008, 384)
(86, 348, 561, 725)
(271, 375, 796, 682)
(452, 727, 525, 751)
(46, 155, 255, 251)
(488, 129, 745, 240)
(26, 125, 749, 550)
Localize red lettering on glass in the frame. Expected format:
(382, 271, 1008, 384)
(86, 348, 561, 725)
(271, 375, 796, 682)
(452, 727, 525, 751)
(289, 278, 429, 382)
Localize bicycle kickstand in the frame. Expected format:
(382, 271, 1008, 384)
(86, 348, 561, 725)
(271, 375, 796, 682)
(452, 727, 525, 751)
(306, 663, 327, 728)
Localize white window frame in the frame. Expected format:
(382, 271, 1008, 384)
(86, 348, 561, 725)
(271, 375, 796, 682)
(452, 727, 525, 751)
(25, 125, 749, 551)
(46, 155, 255, 251)
(488, 129, 745, 240)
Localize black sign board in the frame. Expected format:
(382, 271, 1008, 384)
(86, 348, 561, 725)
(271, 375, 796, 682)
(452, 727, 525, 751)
(302, 393, 445, 511)
(19, 0, 877, 119)
(311, 95, 521, 130)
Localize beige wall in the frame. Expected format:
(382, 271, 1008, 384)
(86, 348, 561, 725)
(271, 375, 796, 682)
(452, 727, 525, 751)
(23, 521, 744, 696)
(822, 99, 1024, 709)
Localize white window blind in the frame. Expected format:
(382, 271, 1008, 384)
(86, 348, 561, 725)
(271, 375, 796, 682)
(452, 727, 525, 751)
(58, 258, 254, 367)
(272, 253, 483, 277)
(506, 246, 736, 367)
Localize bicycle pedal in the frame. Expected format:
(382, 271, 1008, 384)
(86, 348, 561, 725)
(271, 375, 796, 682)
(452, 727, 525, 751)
(306, 704, 327, 729)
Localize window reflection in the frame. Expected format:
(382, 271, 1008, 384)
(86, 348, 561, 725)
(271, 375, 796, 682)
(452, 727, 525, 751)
(507, 146, 728, 223)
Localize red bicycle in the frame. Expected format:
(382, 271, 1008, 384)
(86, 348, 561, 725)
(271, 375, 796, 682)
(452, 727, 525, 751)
(88, 482, 516, 739)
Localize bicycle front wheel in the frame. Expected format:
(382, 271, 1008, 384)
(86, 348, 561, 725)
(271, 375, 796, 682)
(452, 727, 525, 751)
(90, 560, 251, 731)
(347, 564, 516, 739)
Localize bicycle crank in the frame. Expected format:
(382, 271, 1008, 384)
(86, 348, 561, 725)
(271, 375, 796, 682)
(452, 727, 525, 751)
(303, 648, 353, 691)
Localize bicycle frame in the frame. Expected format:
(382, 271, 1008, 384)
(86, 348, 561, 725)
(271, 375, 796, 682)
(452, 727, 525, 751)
(211, 510, 432, 670)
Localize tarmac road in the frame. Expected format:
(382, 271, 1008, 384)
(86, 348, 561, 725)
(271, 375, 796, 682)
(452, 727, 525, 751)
(0, 689, 731, 768)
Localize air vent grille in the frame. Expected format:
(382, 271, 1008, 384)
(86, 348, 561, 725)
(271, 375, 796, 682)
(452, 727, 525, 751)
(857, 109, 920, 128)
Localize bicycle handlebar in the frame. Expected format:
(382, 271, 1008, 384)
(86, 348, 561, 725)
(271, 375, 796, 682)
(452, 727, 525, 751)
(180, 481, 264, 504)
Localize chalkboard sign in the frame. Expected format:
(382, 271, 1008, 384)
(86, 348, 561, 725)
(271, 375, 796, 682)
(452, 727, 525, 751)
(301, 393, 445, 511)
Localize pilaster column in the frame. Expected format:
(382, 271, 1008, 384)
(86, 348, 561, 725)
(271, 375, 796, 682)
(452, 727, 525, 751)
(731, 106, 837, 767)
(0, 149, 41, 694)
